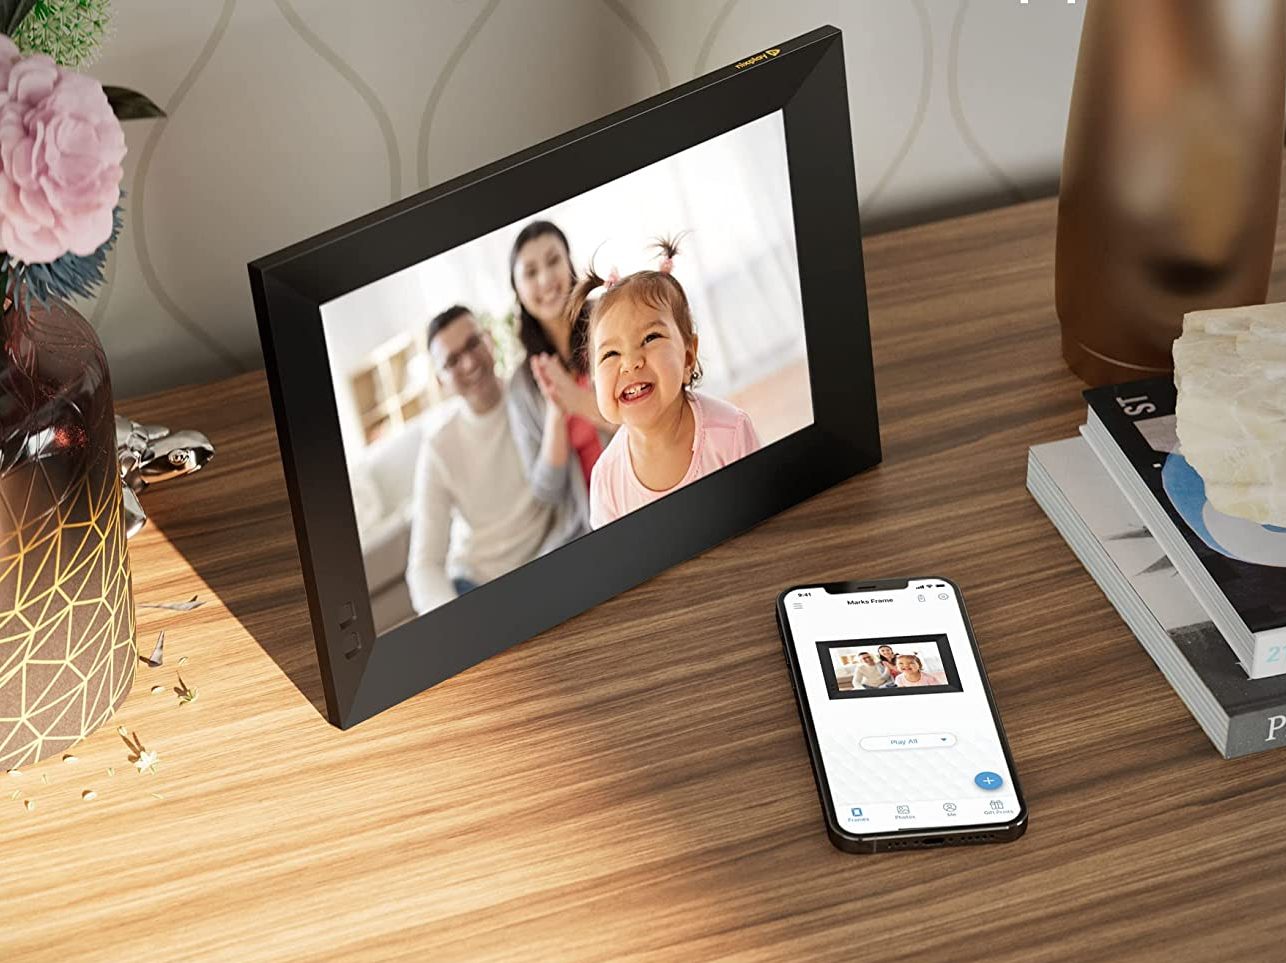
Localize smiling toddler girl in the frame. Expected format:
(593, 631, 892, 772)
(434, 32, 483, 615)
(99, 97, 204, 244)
(565, 238, 760, 528)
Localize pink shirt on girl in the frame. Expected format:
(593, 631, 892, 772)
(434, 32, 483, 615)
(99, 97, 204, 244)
(589, 390, 760, 529)
(894, 672, 945, 688)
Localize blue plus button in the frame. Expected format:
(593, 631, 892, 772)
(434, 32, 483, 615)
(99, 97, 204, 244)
(974, 771, 1004, 791)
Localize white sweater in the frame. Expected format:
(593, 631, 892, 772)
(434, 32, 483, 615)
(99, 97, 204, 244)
(405, 392, 557, 613)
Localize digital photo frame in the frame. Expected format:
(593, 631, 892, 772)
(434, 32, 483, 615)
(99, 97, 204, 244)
(249, 25, 880, 728)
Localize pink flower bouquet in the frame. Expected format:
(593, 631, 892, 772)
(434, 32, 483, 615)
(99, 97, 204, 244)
(0, 21, 160, 302)
(0, 35, 125, 265)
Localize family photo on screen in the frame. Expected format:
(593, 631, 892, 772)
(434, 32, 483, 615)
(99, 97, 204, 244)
(320, 114, 811, 633)
(819, 636, 962, 700)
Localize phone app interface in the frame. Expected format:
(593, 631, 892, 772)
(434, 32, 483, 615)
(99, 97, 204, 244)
(783, 583, 1019, 834)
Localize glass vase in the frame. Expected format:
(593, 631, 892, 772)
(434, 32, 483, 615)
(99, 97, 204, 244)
(0, 283, 135, 769)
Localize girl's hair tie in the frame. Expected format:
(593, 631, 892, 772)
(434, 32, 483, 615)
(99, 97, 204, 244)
(605, 267, 620, 288)
(658, 256, 674, 274)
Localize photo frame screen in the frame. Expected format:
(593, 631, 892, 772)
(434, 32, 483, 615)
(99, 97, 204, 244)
(320, 113, 810, 636)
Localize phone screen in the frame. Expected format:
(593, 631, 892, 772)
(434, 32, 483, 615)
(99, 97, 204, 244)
(781, 581, 1021, 836)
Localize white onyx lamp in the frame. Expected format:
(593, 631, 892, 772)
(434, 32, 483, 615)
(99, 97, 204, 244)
(1173, 304, 1286, 527)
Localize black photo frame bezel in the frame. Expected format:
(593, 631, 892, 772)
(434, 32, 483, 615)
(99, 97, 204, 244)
(249, 25, 880, 729)
(816, 634, 963, 699)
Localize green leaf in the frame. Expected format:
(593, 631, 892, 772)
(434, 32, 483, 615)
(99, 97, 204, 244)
(1, 0, 37, 35)
(104, 86, 166, 121)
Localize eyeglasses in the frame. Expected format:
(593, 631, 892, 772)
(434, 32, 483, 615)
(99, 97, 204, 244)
(439, 333, 484, 372)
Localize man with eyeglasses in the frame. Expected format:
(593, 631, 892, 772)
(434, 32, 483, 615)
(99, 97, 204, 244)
(406, 305, 562, 613)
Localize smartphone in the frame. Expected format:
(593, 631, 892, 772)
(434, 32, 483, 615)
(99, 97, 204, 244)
(776, 578, 1027, 853)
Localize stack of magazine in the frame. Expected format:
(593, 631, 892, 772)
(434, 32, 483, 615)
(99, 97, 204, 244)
(1028, 377, 1286, 758)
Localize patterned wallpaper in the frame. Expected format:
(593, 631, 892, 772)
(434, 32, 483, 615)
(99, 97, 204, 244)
(89, 0, 1086, 398)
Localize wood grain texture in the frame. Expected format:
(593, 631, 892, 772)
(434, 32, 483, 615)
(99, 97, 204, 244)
(6, 185, 1286, 962)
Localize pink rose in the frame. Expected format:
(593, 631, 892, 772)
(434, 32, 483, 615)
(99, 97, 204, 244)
(0, 49, 125, 265)
(0, 35, 19, 91)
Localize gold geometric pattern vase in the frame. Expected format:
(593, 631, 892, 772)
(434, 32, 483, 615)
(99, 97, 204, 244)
(0, 297, 136, 770)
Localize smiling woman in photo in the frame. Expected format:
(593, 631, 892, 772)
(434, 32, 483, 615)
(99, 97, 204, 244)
(878, 643, 899, 678)
(506, 220, 615, 546)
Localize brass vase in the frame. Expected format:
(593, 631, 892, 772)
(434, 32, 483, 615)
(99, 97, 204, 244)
(1056, 0, 1286, 385)
(0, 285, 135, 770)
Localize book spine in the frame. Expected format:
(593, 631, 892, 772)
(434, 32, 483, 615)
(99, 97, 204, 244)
(1226, 710, 1286, 758)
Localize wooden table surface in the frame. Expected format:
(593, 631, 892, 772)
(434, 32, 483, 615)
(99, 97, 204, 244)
(6, 188, 1286, 963)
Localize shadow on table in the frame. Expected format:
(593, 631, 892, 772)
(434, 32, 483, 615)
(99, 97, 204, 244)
(139, 457, 330, 723)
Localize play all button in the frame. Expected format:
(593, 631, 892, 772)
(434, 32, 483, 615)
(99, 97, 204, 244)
(858, 733, 957, 751)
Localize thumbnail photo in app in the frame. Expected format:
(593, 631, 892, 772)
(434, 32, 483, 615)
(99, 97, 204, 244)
(816, 634, 962, 700)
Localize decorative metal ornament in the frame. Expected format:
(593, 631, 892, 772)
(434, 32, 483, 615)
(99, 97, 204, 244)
(114, 415, 214, 538)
